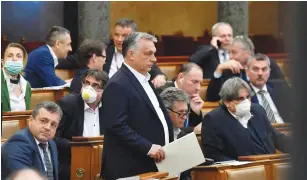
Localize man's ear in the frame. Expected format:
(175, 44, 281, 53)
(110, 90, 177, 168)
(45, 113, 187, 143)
(127, 50, 134, 60)
(55, 40, 61, 48)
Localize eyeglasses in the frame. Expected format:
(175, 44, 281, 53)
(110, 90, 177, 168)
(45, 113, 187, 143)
(167, 108, 190, 119)
(82, 81, 103, 91)
(98, 55, 106, 59)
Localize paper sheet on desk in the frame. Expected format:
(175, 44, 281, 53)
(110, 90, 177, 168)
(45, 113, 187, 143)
(31, 83, 70, 90)
(155, 132, 205, 176)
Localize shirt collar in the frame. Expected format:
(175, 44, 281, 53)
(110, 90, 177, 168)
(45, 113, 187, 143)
(46, 45, 58, 65)
(250, 83, 268, 94)
(124, 62, 151, 84)
(84, 101, 102, 111)
(174, 81, 179, 88)
(34, 137, 49, 148)
(173, 128, 181, 137)
(227, 108, 253, 128)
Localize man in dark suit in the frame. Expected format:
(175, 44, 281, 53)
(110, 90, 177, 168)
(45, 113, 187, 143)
(206, 36, 285, 102)
(202, 77, 287, 161)
(2, 101, 62, 180)
(246, 53, 292, 123)
(189, 22, 233, 79)
(24, 26, 72, 88)
(55, 69, 108, 180)
(104, 18, 166, 87)
(101, 32, 173, 180)
(69, 39, 106, 93)
(157, 63, 204, 133)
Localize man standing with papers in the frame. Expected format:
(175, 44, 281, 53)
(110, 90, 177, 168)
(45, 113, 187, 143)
(101, 32, 173, 180)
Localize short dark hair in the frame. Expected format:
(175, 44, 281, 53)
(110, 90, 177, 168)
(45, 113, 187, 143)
(115, 18, 137, 32)
(76, 39, 106, 66)
(32, 101, 63, 119)
(46, 26, 70, 46)
(177, 62, 203, 79)
(81, 69, 109, 89)
(247, 53, 271, 67)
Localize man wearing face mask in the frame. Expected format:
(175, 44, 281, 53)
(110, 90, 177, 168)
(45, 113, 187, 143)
(54, 69, 108, 180)
(201, 77, 287, 162)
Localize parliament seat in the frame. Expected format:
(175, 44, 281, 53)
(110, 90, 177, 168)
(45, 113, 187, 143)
(2, 120, 21, 139)
(272, 162, 291, 180)
(224, 165, 267, 180)
(30, 90, 56, 109)
(55, 69, 75, 80)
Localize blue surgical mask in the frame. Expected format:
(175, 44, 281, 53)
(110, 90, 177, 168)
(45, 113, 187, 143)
(4, 60, 23, 75)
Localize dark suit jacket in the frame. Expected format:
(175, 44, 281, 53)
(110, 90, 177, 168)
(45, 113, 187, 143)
(2, 127, 59, 179)
(189, 45, 285, 80)
(250, 80, 293, 123)
(101, 64, 173, 180)
(157, 81, 203, 129)
(104, 41, 164, 80)
(24, 45, 65, 88)
(201, 103, 287, 161)
(54, 93, 104, 180)
(69, 66, 89, 93)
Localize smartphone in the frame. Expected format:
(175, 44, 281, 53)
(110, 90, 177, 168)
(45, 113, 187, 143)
(217, 40, 222, 49)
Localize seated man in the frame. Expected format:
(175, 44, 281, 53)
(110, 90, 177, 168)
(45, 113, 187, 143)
(189, 22, 233, 79)
(55, 69, 108, 180)
(2, 101, 62, 180)
(157, 63, 204, 133)
(202, 77, 287, 162)
(24, 26, 72, 87)
(70, 39, 106, 93)
(160, 87, 191, 180)
(206, 35, 285, 101)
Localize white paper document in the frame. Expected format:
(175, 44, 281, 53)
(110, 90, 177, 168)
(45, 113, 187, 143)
(155, 132, 205, 176)
(215, 160, 252, 166)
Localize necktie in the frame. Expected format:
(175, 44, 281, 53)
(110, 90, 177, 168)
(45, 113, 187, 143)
(184, 115, 189, 127)
(258, 90, 276, 123)
(222, 51, 227, 62)
(39, 143, 54, 180)
(241, 69, 248, 82)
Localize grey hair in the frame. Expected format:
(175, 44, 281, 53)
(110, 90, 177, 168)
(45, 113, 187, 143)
(232, 35, 255, 55)
(247, 53, 271, 68)
(115, 18, 137, 32)
(32, 101, 63, 119)
(219, 77, 253, 103)
(46, 26, 70, 46)
(160, 87, 190, 109)
(212, 22, 232, 36)
(122, 32, 157, 57)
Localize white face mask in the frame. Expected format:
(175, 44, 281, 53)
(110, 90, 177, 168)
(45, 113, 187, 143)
(81, 86, 98, 104)
(235, 99, 251, 117)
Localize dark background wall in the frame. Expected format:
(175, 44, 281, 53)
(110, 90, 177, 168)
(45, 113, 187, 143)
(1, 1, 64, 42)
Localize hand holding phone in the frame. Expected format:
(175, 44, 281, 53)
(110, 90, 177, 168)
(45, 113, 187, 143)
(211, 36, 222, 49)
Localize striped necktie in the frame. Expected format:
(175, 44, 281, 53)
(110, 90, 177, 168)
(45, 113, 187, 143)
(39, 143, 54, 180)
(258, 90, 276, 123)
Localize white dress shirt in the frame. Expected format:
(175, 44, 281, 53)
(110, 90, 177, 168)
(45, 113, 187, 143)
(218, 49, 229, 64)
(34, 138, 52, 171)
(228, 109, 253, 129)
(124, 62, 170, 145)
(46, 45, 59, 67)
(109, 48, 124, 78)
(173, 128, 181, 140)
(83, 102, 102, 137)
(250, 84, 284, 123)
(3, 69, 27, 111)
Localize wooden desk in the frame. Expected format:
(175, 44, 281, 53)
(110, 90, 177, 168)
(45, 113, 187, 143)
(70, 136, 104, 180)
(191, 158, 289, 180)
(2, 110, 32, 129)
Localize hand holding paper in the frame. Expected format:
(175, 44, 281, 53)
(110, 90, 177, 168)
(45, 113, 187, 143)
(155, 133, 205, 176)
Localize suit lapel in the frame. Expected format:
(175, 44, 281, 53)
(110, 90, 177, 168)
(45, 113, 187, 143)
(248, 115, 271, 152)
(99, 105, 104, 134)
(103, 42, 115, 74)
(76, 95, 85, 136)
(122, 65, 160, 119)
(49, 141, 59, 180)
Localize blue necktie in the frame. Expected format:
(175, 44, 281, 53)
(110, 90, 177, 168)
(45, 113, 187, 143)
(39, 143, 54, 180)
(241, 70, 248, 82)
(184, 116, 189, 127)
